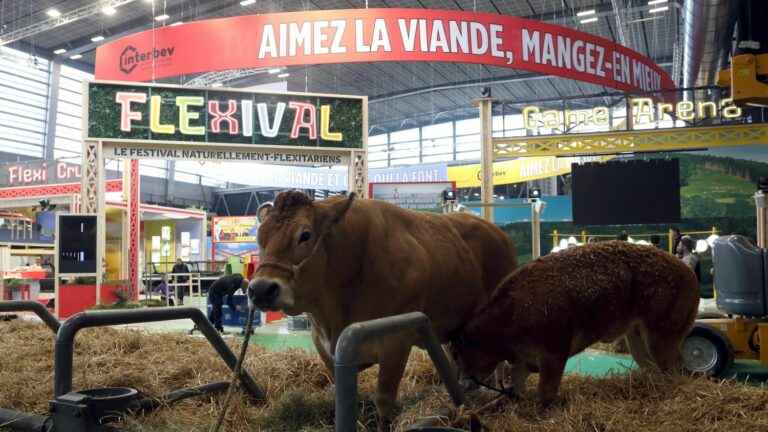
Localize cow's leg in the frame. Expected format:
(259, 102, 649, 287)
(311, 326, 335, 377)
(505, 361, 529, 397)
(374, 346, 411, 432)
(536, 354, 567, 409)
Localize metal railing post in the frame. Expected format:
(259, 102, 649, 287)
(333, 312, 463, 432)
(0, 301, 60, 332)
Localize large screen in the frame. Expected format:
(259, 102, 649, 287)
(58, 215, 98, 274)
(572, 159, 681, 226)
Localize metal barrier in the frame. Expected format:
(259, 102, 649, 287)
(334, 312, 464, 432)
(0, 302, 266, 431)
(1, 304, 462, 431)
(53, 307, 264, 400)
(0, 300, 60, 332)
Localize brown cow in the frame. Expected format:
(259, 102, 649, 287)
(451, 241, 699, 407)
(248, 191, 516, 429)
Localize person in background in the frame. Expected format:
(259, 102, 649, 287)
(153, 274, 173, 306)
(207, 273, 247, 333)
(678, 236, 701, 283)
(650, 234, 662, 249)
(616, 231, 629, 241)
(171, 258, 190, 306)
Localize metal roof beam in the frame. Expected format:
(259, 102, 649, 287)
(0, 0, 140, 47)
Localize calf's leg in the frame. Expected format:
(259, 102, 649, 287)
(536, 354, 567, 408)
(626, 325, 655, 370)
(645, 331, 686, 372)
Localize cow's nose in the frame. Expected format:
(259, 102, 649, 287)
(248, 279, 281, 309)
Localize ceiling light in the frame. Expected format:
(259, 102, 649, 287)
(46, 9, 61, 18)
(576, 9, 595, 17)
(102, 5, 117, 16)
(53, 48, 67, 55)
(240, 0, 256, 5)
(170, 21, 183, 26)
(268, 67, 281, 74)
(211, 82, 223, 87)
(69, 54, 82, 60)
(155, 14, 170, 21)
(277, 73, 290, 78)
(648, 0, 668, 4)
(649, 5, 669, 13)
(580, 17, 599, 24)
(91, 35, 105, 42)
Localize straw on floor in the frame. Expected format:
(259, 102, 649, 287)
(1, 320, 767, 432)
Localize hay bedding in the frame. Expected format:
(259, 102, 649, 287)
(1, 321, 767, 432)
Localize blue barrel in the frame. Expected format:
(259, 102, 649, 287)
(206, 294, 261, 327)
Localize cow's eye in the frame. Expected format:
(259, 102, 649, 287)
(299, 231, 312, 244)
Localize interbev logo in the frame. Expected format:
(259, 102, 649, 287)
(119, 45, 176, 74)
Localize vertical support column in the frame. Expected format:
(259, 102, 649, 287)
(531, 202, 543, 259)
(81, 140, 105, 305)
(476, 97, 494, 222)
(348, 151, 368, 199)
(350, 96, 369, 198)
(43, 60, 61, 161)
(127, 159, 141, 300)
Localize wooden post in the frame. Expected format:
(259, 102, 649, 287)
(476, 97, 494, 222)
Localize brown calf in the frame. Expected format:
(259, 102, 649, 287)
(452, 241, 699, 407)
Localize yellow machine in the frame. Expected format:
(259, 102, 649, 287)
(683, 40, 768, 375)
(717, 53, 768, 105)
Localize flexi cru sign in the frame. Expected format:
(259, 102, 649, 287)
(95, 8, 675, 94)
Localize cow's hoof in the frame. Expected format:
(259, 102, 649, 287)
(377, 417, 394, 432)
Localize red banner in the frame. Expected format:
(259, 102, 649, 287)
(95, 8, 674, 94)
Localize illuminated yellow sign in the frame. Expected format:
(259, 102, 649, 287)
(522, 98, 743, 131)
(447, 155, 612, 188)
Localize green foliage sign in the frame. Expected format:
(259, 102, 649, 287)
(86, 82, 364, 149)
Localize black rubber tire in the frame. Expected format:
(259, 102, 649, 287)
(682, 325, 733, 377)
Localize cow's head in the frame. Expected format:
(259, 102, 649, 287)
(248, 190, 355, 315)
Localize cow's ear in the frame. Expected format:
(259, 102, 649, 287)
(317, 192, 356, 233)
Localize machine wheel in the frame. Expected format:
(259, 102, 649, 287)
(682, 325, 733, 376)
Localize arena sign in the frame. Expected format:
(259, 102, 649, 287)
(94, 9, 674, 95)
(522, 97, 744, 131)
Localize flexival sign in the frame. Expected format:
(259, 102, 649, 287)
(85, 81, 365, 164)
(94, 9, 675, 95)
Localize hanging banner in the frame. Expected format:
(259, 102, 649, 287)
(94, 8, 674, 95)
(0, 160, 82, 187)
(447, 155, 612, 188)
(369, 163, 448, 183)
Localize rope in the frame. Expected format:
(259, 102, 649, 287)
(209, 306, 257, 432)
(469, 376, 517, 398)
